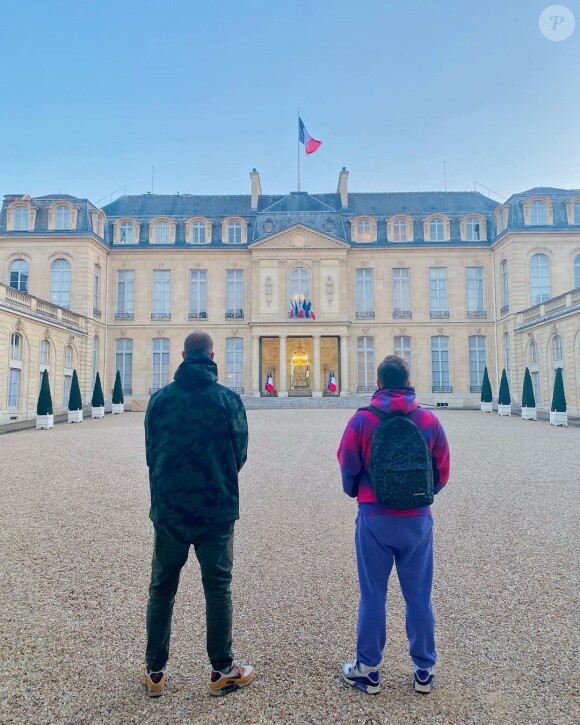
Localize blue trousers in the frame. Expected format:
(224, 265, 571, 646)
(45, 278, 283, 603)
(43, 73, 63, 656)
(355, 513, 436, 669)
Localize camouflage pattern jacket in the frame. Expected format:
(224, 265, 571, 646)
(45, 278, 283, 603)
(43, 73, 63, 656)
(145, 351, 248, 531)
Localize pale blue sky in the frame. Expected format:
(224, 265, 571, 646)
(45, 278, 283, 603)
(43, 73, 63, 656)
(1, 0, 578, 204)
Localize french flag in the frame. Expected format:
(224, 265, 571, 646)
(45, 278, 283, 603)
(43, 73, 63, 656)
(327, 370, 337, 393)
(265, 372, 275, 393)
(299, 117, 322, 155)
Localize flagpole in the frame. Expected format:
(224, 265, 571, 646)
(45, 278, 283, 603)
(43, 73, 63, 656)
(297, 108, 301, 192)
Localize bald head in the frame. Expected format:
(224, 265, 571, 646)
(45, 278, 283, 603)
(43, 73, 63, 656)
(183, 331, 214, 356)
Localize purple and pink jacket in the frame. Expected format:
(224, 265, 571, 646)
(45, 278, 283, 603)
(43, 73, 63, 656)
(337, 388, 450, 516)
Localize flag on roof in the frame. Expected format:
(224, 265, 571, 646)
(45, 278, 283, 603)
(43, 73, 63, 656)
(327, 370, 337, 393)
(299, 117, 322, 155)
(265, 372, 275, 394)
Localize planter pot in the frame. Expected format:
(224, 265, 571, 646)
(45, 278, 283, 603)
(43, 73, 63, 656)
(497, 404, 511, 416)
(91, 406, 105, 418)
(521, 407, 537, 421)
(68, 409, 83, 423)
(480, 401, 493, 413)
(36, 414, 54, 430)
(550, 410, 568, 427)
(111, 403, 124, 415)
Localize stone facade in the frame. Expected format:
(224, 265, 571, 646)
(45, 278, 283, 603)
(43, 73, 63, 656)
(1, 174, 579, 424)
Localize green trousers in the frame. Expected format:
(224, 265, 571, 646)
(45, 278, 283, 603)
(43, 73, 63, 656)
(146, 520, 235, 672)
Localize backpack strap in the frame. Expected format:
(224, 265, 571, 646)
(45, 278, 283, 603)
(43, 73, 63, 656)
(359, 405, 407, 421)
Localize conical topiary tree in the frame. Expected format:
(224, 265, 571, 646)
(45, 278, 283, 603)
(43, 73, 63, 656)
(522, 367, 536, 408)
(91, 372, 105, 407)
(480, 366, 493, 403)
(37, 369, 53, 416)
(498, 369, 511, 405)
(112, 370, 124, 405)
(68, 369, 83, 411)
(551, 367, 566, 412)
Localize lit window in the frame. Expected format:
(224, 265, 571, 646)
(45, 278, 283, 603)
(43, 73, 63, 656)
(530, 200, 546, 225)
(14, 206, 29, 231)
(228, 221, 242, 244)
(155, 221, 170, 244)
(466, 217, 481, 241)
(55, 205, 71, 230)
(119, 222, 134, 244)
(192, 221, 206, 244)
(429, 218, 444, 241)
(356, 219, 371, 242)
(392, 218, 408, 242)
(10, 260, 29, 292)
(530, 254, 551, 305)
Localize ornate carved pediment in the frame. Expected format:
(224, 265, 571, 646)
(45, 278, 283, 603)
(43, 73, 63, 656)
(44, 328, 52, 340)
(249, 225, 349, 251)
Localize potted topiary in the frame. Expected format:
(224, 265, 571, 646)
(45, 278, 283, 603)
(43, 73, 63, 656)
(68, 369, 83, 423)
(91, 372, 105, 418)
(36, 369, 54, 430)
(497, 369, 511, 416)
(112, 370, 124, 414)
(550, 367, 567, 426)
(521, 367, 537, 420)
(480, 366, 493, 413)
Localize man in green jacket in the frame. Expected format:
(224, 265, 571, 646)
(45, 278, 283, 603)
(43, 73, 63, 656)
(144, 331, 255, 698)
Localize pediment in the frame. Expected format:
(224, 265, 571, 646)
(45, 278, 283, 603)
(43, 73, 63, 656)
(249, 225, 350, 251)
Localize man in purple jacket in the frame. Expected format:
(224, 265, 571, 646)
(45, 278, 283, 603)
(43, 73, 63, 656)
(337, 355, 450, 695)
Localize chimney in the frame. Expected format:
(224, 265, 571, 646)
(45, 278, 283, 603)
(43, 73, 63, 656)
(250, 168, 262, 210)
(337, 167, 348, 208)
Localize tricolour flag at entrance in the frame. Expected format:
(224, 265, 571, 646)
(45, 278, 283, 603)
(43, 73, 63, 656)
(299, 117, 322, 155)
(327, 370, 337, 393)
(265, 372, 275, 393)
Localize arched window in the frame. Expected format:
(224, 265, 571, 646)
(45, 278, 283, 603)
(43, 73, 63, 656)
(8, 333, 22, 409)
(530, 254, 551, 305)
(192, 221, 206, 244)
(468, 336, 486, 392)
(289, 267, 311, 301)
(10, 333, 22, 361)
(530, 342, 540, 404)
(40, 339, 50, 366)
(431, 336, 450, 391)
(119, 221, 134, 244)
(530, 200, 546, 225)
(573, 200, 580, 224)
(394, 336, 411, 372)
(14, 206, 29, 231)
(228, 221, 242, 244)
(574, 254, 580, 288)
(55, 205, 71, 230)
(392, 218, 408, 242)
(466, 217, 481, 241)
(357, 337, 375, 392)
(152, 338, 170, 391)
(553, 335, 563, 369)
(225, 338, 244, 391)
(356, 219, 371, 242)
(429, 217, 444, 241)
(50, 259, 71, 308)
(155, 221, 170, 244)
(9, 259, 29, 292)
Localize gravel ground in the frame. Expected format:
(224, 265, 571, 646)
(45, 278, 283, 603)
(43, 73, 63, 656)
(1, 409, 578, 724)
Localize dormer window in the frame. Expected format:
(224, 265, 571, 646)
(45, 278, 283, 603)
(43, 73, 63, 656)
(393, 218, 408, 242)
(357, 219, 371, 242)
(155, 221, 170, 244)
(430, 217, 444, 241)
(120, 221, 134, 244)
(574, 200, 580, 224)
(192, 221, 206, 244)
(530, 200, 546, 225)
(55, 205, 71, 230)
(466, 217, 480, 241)
(13, 206, 29, 231)
(228, 221, 242, 244)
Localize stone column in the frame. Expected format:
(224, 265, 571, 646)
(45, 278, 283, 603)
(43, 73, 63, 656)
(250, 334, 260, 397)
(312, 334, 322, 397)
(278, 335, 288, 397)
(340, 335, 350, 396)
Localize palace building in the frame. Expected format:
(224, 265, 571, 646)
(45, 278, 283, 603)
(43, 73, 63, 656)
(1, 168, 579, 424)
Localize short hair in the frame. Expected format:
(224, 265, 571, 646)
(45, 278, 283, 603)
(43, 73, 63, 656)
(183, 331, 213, 355)
(377, 354, 410, 389)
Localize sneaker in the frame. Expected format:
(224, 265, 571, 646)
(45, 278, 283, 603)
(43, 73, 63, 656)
(342, 660, 381, 695)
(414, 665, 435, 694)
(209, 662, 256, 697)
(145, 667, 167, 698)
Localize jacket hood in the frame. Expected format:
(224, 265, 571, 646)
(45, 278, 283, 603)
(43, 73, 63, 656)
(370, 387, 419, 414)
(173, 351, 218, 388)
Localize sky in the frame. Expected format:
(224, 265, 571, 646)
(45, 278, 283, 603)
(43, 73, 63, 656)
(0, 0, 579, 205)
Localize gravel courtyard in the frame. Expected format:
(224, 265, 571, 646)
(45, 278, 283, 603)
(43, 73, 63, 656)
(1, 409, 578, 724)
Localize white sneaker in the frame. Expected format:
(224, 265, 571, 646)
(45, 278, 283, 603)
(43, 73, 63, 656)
(342, 660, 381, 694)
(414, 665, 435, 693)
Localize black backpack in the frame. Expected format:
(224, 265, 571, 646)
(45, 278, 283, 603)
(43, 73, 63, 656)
(361, 405, 434, 510)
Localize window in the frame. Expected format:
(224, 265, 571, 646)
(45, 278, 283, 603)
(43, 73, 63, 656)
(392, 218, 408, 242)
(189, 270, 208, 318)
(152, 338, 170, 391)
(497, 209, 507, 234)
(192, 221, 206, 244)
(63, 374, 72, 407)
(394, 336, 411, 372)
(466, 217, 481, 241)
(228, 221, 242, 244)
(153, 270, 171, 317)
(469, 336, 486, 392)
(8, 368, 21, 408)
(574, 255, 580, 288)
(553, 335, 563, 369)
(357, 337, 375, 391)
(504, 332, 511, 383)
(530, 200, 546, 225)
(40, 339, 49, 366)
(65, 345, 73, 369)
(50, 259, 71, 308)
(10, 333, 22, 361)
(530, 342, 540, 404)
(117, 271, 135, 316)
(356, 219, 371, 242)
(466, 267, 485, 315)
(500, 260, 509, 310)
(530, 254, 551, 305)
(93, 265, 101, 313)
(9, 259, 29, 292)
(155, 221, 170, 244)
(356, 269, 374, 317)
(115, 339, 133, 394)
(225, 338, 244, 391)
(55, 205, 71, 230)
(392, 268, 411, 316)
(226, 270, 244, 318)
(119, 221, 134, 244)
(429, 218, 444, 241)
(429, 268, 448, 316)
(92, 337, 99, 385)
(289, 267, 311, 300)
(14, 206, 29, 231)
(431, 336, 450, 391)
(573, 201, 580, 225)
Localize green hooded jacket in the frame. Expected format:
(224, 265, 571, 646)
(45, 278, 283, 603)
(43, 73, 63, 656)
(145, 351, 248, 531)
